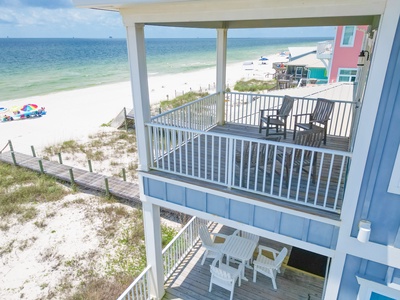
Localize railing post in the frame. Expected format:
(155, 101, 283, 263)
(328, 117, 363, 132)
(11, 151, 17, 166)
(122, 168, 126, 181)
(226, 137, 234, 188)
(38, 159, 44, 174)
(88, 160, 93, 172)
(58, 153, 63, 164)
(8, 140, 13, 152)
(31, 146, 36, 157)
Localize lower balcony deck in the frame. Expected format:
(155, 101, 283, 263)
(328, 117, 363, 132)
(149, 122, 351, 215)
(163, 224, 325, 300)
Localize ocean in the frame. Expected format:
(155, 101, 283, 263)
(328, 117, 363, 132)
(0, 37, 328, 101)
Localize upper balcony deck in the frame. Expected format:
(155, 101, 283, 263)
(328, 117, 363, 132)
(145, 90, 356, 216)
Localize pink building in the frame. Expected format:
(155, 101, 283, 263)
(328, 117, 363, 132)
(329, 26, 368, 82)
(329, 25, 368, 83)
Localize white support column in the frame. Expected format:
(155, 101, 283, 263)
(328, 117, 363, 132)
(142, 193, 164, 299)
(125, 24, 151, 171)
(216, 28, 227, 125)
(323, 252, 346, 300)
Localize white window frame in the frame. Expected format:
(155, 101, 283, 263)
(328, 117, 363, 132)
(341, 26, 356, 47)
(338, 68, 358, 82)
(356, 276, 400, 300)
(388, 144, 400, 194)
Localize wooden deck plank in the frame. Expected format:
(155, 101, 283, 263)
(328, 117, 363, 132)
(163, 225, 324, 300)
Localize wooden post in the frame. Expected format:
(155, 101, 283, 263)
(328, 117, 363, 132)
(8, 140, 13, 152)
(31, 146, 36, 157)
(104, 178, 110, 198)
(88, 160, 93, 172)
(122, 168, 126, 181)
(124, 107, 128, 132)
(69, 169, 75, 186)
(58, 153, 63, 164)
(11, 151, 17, 165)
(38, 160, 44, 174)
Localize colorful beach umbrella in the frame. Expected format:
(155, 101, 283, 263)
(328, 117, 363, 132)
(0, 107, 7, 113)
(20, 104, 38, 112)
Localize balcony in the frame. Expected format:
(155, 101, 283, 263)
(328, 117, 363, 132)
(316, 40, 334, 60)
(118, 217, 324, 300)
(146, 91, 356, 215)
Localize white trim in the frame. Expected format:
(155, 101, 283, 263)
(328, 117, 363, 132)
(141, 171, 341, 226)
(340, 26, 356, 47)
(388, 144, 400, 194)
(337, 68, 358, 82)
(357, 276, 400, 300)
(143, 192, 336, 257)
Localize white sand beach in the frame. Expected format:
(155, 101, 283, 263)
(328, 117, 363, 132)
(0, 54, 284, 154)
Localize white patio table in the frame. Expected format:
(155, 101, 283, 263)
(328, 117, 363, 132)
(221, 234, 258, 281)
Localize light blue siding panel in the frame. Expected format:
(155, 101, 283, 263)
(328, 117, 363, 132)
(230, 200, 251, 224)
(166, 184, 185, 205)
(308, 220, 335, 248)
(186, 189, 207, 211)
(365, 261, 388, 281)
(207, 194, 227, 217)
(253, 206, 276, 231)
(147, 178, 166, 199)
(280, 213, 303, 240)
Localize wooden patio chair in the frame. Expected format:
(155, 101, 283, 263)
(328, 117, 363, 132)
(253, 246, 288, 290)
(209, 254, 242, 300)
(259, 95, 294, 139)
(276, 129, 324, 186)
(199, 225, 228, 265)
(293, 98, 334, 145)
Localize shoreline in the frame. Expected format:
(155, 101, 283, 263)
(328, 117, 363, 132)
(0, 54, 286, 154)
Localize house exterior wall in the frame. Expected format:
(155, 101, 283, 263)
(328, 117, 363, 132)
(329, 26, 368, 83)
(336, 16, 400, 300)
(143, 176, 339, 255)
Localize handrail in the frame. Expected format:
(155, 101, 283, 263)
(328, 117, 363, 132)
(0, 141, 10, 154)
(147, 123, 351, 212)
(117, 216, 208, 300)
(117, 265, 151, 300)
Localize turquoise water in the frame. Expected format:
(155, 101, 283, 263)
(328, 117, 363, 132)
(0, 37, 328, 101)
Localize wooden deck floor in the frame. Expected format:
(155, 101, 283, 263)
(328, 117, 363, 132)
(163, 224, 324, 300)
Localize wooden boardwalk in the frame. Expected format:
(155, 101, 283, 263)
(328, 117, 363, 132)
(163, 225, 325, 300)
(0, 151, 140, 202)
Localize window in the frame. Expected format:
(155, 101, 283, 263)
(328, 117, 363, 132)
(357, 276, 400, 300)
(338, 68, 357, 82)
(341, 26, 356, 47)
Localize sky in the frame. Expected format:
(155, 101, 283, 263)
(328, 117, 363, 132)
(0, 0, 335, 39)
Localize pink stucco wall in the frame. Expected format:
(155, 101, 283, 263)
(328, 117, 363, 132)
(329, 26, 368, 82)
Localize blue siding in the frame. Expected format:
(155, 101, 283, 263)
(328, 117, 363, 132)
(338, 255, 397, 300)
(352, 18, 400, 245)
(143, 177, 339, 249)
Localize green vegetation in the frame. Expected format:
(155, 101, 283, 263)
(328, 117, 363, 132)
(234, 79, 276, 92)
(160, 91, 209, 111)
(0, 162, 69, 222)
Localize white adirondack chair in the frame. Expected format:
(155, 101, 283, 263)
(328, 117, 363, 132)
(199, 225, 228, 265)
(209, 254, 242, 300)
(252, 246, 288, 290)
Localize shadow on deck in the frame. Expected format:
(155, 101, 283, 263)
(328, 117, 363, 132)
(163, 225, 324, 300)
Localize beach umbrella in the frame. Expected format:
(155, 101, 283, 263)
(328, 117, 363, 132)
(20, 104, 38, 112)
(0, 107, 7, 113)
(259, 57, 269, 61)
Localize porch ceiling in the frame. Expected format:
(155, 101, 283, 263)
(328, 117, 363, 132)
(73, 0, 384, 28)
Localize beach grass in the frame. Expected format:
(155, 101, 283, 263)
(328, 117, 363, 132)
(0, 162, 70, 222)
(159, 91, 209, 111)
(234, 78, 277, 92)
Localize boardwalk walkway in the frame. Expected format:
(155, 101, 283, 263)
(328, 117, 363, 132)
(0, 151, 141, 202)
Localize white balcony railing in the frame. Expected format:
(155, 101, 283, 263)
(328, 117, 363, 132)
(225, 91, 358, 138)
(118, 216, 209, 300)
(151, 93, 220, 131)
(147, 124, 351, 213)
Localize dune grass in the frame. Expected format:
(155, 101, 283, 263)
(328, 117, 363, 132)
(159, 91, 209, 111)
(234, 79, 276, 92)
(0, 162, 69, 222)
